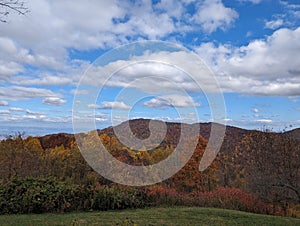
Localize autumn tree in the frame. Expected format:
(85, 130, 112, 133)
(0, 134, 45, 180)
(167, 136, 219, 192)
(237, 131, 300, 204)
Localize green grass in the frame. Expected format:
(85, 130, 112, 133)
(0, 207, 299, 226)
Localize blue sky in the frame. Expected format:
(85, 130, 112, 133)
(0, 0, 300, 136)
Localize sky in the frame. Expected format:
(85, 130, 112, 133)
(0, 0, 300, 136)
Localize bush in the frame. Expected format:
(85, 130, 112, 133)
(0, 178, 277, 216)
(288, 204, 300, 218)
(146, 185, 191, 206)
(93, 186, 147, 210)
(145, 185, 273, 215)
(0, 177, 88, 214)
(0, 178, 148, 214)
(192, 187, 272, 214)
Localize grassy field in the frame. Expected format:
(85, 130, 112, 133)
(0, 207, 299, 226)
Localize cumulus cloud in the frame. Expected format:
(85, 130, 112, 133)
(0, 37, 65, 73)
(0, 110, 10, 115)
(0, 0, 239, 106)
(0, 86, 60, 100)
(279, 1, 300, 10)
(70, 89, 89, 95)
(143, 94, 201, 109)
(252, 108, 259, 113)
(9, 107, 24, 112)
(195, 27, 300, 96)
(0, 0, 238, 66)
(0, 100, 9, 106)
(193, 0, 238, 33)
(80, 25, 300, 97)
(82, 49, 221, 95)
(279, 1, 300, 20)
(265, 19, 284, 29)
(43, 97, 66, 106)
(0, 61, 23, 81)
(26, 109, 45, 115)
(13, 75, 73, 86)
(88, 101, 130, 110)
(0, 0, 182, 58)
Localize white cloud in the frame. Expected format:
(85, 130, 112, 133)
(239, 0, 262, 4)
(143, 94, 201, 108)
(0, 86, 60, 100)
(26, 109, 45, 115)
(256, 119, 272, 123)
(125, 2, 175, 39)
(13, 75, 73, 86)
(195, 27, 300, 96)
(87, 104, 100, 109)
(99, 101, 130, 110)
(0, 100, 9, 106)
(279, 1, 300, 20)
(0, 0, 241, 108)
(252, 108, 259, 113)
(43, 97, 66, 106)
(70, 89, 89, 95)
(219, 118, 232, 122)
(0, 0, 181, 58)
(265, 19, 284, 29)
(155, 0, 185, 19)
(95, 118, 108, 122)
(0, 37, 65, 73)
(279, 1, 300, 10)
(83, 50, 221, 94)
(0, 110, 10, 115)
(88, 101, 130, 110)
(9, 107, 24, 112)
(193, 0, 238, 33)
(246, 31, 253, 37)
(0, 61, 23, 81)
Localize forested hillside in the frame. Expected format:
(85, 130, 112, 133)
(0, 119, 299, 216)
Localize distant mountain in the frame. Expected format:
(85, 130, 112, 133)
(37, 118, 298, 152)
(97, 119, 263, 166)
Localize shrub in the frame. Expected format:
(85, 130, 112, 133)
(0, 178, 148, 214)
(145, 186, 273, 215)
(192, 187, 272, 214)
(288, 204, 300, 218)
(93, 186, 147, 210)
(146, 185, 191, 206)
(0, 177, 87, 214)
(0, 178, 277, 216)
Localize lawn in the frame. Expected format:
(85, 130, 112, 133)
(0, 207, 299, 226)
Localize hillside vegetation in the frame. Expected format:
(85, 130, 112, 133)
(0, 119, 299, 217)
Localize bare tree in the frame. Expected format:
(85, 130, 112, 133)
(0, 0, 29, 22)
(237, 131, 300, 204)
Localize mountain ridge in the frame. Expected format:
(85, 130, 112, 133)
(37, 118, 299, 150)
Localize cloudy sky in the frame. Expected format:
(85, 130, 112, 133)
(0, 0, 300, 136)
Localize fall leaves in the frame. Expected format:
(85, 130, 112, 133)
(0, 119, 299, 209)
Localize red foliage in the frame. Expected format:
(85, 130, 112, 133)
(145, 185, 277, 215)
(192, 187, 273, 214)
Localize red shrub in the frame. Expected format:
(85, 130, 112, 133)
(146, 186, 274, 215)
(192, 187, 273, 214)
